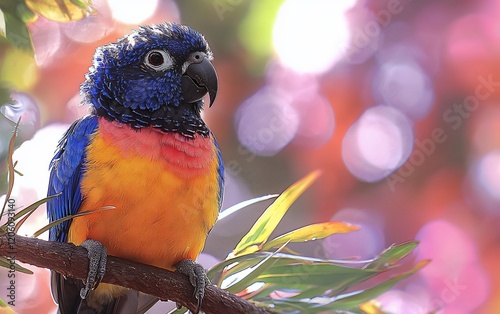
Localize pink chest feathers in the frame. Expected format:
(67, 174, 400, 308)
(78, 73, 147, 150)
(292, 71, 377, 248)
(97, 118, 216, 178)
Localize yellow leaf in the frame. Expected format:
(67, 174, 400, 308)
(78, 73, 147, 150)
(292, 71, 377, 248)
(25, 0, 94, 22)
(360, 300, 385, 314)
(232, 170, 321, 256)
(261, 221, 359, 251)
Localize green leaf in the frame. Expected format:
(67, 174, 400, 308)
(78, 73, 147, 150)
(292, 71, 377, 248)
(1, 12, 33, 53)
(12, 193, 61, 233)
(232, 171, 321, 256)
(0, 119, 19, 220)
(16, 2, 37, 23)
(366, 241, 419, 270)
(258, 263, 379, 292)
(261, 221, 359, 251)
(0, 257, 33, 274)
(222, 247, 282, 294)
(0, 296, 16, 312)
(323, 260, 430, 311)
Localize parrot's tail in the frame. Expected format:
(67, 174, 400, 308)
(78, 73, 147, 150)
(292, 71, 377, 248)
(51, 272, 159, 314)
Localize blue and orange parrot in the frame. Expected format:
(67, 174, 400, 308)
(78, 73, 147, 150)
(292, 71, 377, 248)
(47, 23, 224, 313)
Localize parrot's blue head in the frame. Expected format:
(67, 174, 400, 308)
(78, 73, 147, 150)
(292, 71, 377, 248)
(82, 23, 218, 137)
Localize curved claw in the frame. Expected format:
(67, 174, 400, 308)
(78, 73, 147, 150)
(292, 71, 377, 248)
(80, 239, 108, 299)
(175, 259, 210, 314)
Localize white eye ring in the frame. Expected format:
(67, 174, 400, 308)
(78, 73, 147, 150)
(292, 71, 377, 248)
(144, 49, 173, 71)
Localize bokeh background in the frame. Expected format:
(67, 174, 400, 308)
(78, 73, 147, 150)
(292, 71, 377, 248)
(1, 0, 499, 313)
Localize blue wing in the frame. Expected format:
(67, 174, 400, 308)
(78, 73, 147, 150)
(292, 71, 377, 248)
(47, 115, 99, 242)
(213, 134, 225, 211)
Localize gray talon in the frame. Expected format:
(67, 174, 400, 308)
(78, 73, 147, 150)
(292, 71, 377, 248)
(175, 259, 210, 314)
(80, 239, 108, 299)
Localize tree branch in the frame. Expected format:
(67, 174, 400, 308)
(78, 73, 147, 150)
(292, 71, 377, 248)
(0, 234, 274, 313)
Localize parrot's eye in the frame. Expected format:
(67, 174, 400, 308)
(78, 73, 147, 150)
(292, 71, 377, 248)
(144, 49, 173, 71)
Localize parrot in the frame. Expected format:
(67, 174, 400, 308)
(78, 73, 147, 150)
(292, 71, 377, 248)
(46, 22, 224, 313)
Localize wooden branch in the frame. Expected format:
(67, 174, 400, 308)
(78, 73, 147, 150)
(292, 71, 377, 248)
(0, 234, 274, 313)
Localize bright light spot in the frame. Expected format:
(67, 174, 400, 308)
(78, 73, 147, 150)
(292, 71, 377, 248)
(357, 118, 402, 169)
(273, 0, 355, 74)
(323, 208, 384, 260)
(472, 150, 500, 206)
(246, 282, 266, 294)
(376, 290, 430, 314)
(476, 150, 500, 200)
(108, 0, 158, 24)
(375, 61, 434, 120)
(342, 106, 413, 182)
(416, 220, 476, 280)
(415, 220, 489, 313)
(236, 87, 299, 156)
(0, 10, 5, 35)
(221, 266, 255, 290)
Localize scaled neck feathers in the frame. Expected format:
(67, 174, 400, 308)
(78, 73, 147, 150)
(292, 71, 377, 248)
(93, 99, 209, 138)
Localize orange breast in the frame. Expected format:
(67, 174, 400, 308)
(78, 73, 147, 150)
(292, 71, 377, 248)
(68, 118, 220, 270)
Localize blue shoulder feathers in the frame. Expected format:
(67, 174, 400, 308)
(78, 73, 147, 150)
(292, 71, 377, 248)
(213, 134, 225, 211)
(47, 116, 98, 242)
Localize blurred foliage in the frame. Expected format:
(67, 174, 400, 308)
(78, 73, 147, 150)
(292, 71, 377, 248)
(0, 0, 93, 193)
(0, 48, 38, 91)
(25, 0, 95, 22)
(0, 0, 37, 53)
(0, 83, 12, 106)
(173, 172, 426, 314)
(0, 0, 92, 53)
(0, 297, 15, 313)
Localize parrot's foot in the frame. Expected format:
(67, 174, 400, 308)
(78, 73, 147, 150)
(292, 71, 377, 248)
(80, 239, 108, 299)
(175, 259, 210, 314)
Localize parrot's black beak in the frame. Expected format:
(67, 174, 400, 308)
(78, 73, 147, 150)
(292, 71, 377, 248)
(181, 57, 218, 107)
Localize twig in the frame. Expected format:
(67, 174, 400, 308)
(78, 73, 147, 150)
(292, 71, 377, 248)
(0, 234, 274, 313)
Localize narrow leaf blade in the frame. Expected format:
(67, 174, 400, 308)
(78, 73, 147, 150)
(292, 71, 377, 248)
(32, 206, 115, 238)
(326, 260, 430, 311)
(1, 119, 19, 219)
(366, 241, 419, 270)
(0, 257, 33, 274)
(233, 171, 321, 256)
(218, 194, 279, 221)
(261, 221, 359, 251)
